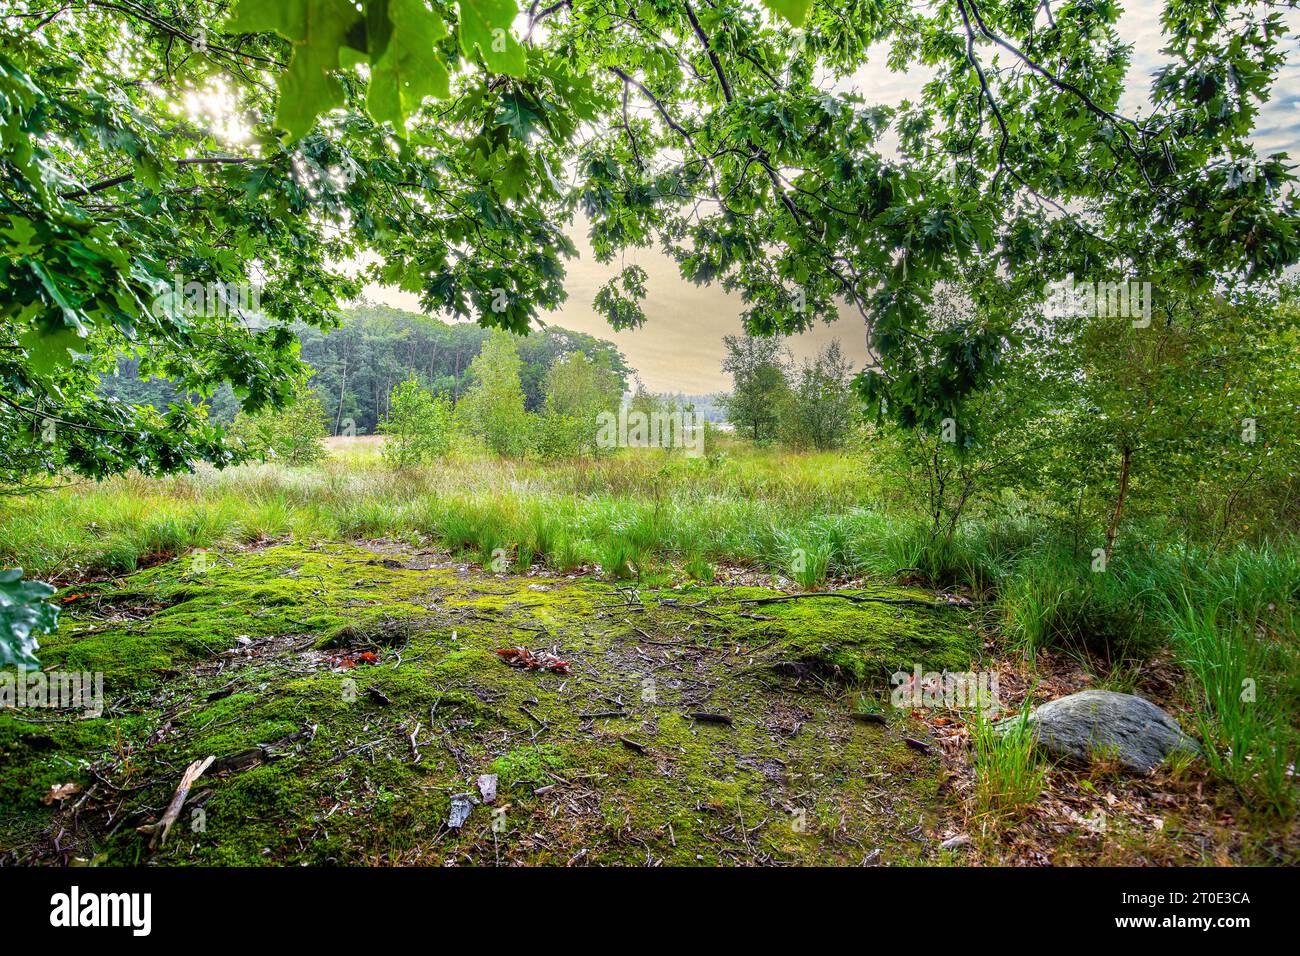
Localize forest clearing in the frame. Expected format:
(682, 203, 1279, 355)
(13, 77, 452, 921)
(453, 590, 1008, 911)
(1, 0, 1298, 932)
(2, 434, 1295, 866)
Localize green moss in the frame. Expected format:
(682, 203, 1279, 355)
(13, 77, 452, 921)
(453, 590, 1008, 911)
(1, 542, 978, 866)
(676, 587, 977, 683)
(0, 714, 136, 807)
(490, 744, 564, 788)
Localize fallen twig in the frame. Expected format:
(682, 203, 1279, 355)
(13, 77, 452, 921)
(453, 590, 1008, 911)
(736, 796, 753, 856)
(520, 704, 548, 730)
(408, 722, 422, 764)
(137, 755, 215, 849)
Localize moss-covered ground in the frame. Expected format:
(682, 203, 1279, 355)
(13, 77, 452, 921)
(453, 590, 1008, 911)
(0, 541, 979, 866)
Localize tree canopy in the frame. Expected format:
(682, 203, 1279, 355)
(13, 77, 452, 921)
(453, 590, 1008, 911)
(2, 0, 1297, 486)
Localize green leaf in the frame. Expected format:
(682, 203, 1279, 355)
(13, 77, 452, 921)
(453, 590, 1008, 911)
(496, 90, 544, 141)
(368, 0, 451, 129)
(225, 0, 363, 141)
(494, 151, 530, 200)
(760, 0, 813, 27)
(0, 569, 58, 669)
(19, 325, 85, 375)
(2, 215, 40, 254)
(457, 0, 527, 77)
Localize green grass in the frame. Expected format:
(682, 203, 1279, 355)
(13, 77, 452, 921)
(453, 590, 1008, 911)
(991, 539, 1298, 815)
(788, 542, 830, 589)
(973, 705, 1047, 819)
(0, 441, 879, 583)
(597, 536, 641, 581)
(1148, 548, 1299, 816)
(2, 436, 1296, 820)
(686, 550, 715, 584)
(998, 548, 1158, 664)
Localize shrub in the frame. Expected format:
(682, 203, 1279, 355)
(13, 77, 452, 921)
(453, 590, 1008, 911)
(532, 411, 589, 461)
(227, 387, 328, 466)
(457, 330, 531, 457)
(779, 340, 858, 451)
(381, 378, 454, 467)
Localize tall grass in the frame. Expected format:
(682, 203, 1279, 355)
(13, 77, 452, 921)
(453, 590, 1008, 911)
(973, 704, 1046, 818)
(0, 443, 883, 582)
(1139, 545, 1299, 816)
(998, 548, 1157, 664)
(991, 540, 1298, 814)
(2, 438, 1295, 814)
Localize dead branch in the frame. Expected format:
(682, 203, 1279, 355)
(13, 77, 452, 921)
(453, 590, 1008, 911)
(136, 755, 214, 849)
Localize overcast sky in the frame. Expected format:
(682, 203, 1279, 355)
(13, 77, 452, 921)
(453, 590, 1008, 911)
(366, 7, 1300, 394)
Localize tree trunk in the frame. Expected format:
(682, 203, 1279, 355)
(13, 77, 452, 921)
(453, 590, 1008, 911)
(334, 355, 349, 436)
(944, 474, 976, 542)
(1104, 446, 1132, 562)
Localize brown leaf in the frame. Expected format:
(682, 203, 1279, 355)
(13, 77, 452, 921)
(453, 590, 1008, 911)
(42, 782, 81, 805)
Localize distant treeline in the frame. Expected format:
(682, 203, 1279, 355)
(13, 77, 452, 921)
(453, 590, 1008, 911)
(106, 303, 635, 436)
(658, 393, 727, 423)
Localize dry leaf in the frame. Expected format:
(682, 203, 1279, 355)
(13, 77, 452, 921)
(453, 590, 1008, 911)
(42, 782, 81, 805)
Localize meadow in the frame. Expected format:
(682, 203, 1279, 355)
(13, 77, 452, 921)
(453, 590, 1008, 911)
(3, 434, 1296, 860)
(8, 0, 1300, 907)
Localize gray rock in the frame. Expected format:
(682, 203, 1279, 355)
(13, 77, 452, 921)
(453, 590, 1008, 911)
(447, 792, 476, 829)
(1012, 690, 1200, 773)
